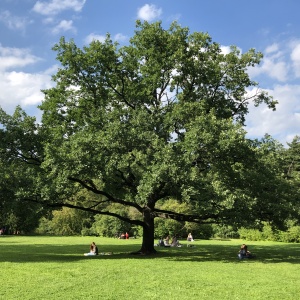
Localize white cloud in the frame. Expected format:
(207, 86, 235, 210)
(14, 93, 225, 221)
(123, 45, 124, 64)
(52, 19, 76, 34)
(0, 10, 32, 31)
(265, 43, 279, 54)
(243, 40, 300, 145)
(261, 58, 288, 82)
(220, 46, 231, 55)
(84, 33, 128, 45)
(0, 70, 53, 114)
(0, 45, 54, 115)
(220, 45, 242, 55)
(114, 33, 128, 43)
(137, 4, 162, 21)
(248, 46, 288, 82)
(43, 17, 55, 24)
(0, 45, 41, 71)
(33, 0, 86, 16)
(245, 84, 300, 146)
(84, 33, 106, 44)
(43, 64, 60, 75)
(290, 42, 300, 77)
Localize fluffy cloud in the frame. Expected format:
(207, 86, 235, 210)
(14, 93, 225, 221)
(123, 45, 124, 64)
(220, 45, 242, 55)
(246, 84, 300, 145)
(244, 41, 300, 145)
(220, 46, 232, 55)
(137, 4, 162, 21)
(265, 43, 279, 54)
(114, 33, 128, 43)
(260, 57, 288, 82)
(0, 70, 53, 115)
(84, 33, 106, 44)
(0, 45, 54, 115)
(33, 0, 86, 16)
(84, 33, 128, 45)
(290, 42, 300, 77)
(0, 45, 41, 71)
(0, 10, 32, 31)
(51, 19, 75, 34)
(248, 51, 288, 82)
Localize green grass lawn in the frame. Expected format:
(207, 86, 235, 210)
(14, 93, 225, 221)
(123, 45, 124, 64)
(0, 236, 300, 299)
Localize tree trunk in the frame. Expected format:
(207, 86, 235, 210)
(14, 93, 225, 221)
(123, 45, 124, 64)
(134, 207, 156, 255)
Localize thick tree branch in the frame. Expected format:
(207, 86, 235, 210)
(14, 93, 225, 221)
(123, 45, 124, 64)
(152, 207, 221, 223)
(68, 176, 143, 212)
(25, 197, 145, 227)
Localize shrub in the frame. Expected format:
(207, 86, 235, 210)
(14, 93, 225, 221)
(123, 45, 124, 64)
(36, 208, 92, 236)
(279, 226, 300, 243)
(212, 225, 239, 239)
(197, 224, 214, 239)
(261, 223, 279, 241)
(91, 214, 132, 237)
(238, 227, 263, 241)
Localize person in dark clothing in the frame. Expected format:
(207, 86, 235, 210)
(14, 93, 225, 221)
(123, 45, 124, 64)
(238, 244, 253, 259)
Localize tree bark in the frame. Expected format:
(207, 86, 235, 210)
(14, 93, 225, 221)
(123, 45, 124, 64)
(133, 207, 156, 255)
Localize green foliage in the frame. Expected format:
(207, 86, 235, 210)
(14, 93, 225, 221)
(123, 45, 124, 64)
(279, 226, 300, 243)
(238, 222, 300, 243)
(280, 136, 300, 219)
(197, 224, 214, 239)
(212, 225, 239, 239)
(157, 218, 183, 238)
(88, 204, 140, 237)
(238, 227, 264, 241)
(36, 207, 92, 235)
(283, 136, 300, 180)
(154, 199, 214, 239)
(261, 223, 279, 241)
(91, 213, 131, 237)
(0, 106, 46, 233)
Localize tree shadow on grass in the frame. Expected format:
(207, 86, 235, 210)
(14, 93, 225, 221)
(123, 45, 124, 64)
(159, 243, 300, 264)
(1, 242, 300, 264)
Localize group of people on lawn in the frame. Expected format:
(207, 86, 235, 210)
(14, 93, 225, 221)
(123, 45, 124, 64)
(83, 237, 254, 259)
(157, 233, 195, 247)
(157, 235, 254, 259)
(157, 235, 181, 247)
(119, 232, 129, 239)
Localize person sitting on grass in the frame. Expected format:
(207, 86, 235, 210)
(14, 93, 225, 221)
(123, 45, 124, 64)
(164, 236, 171, 247)
(238, 244, 253, 259)
(187, 233, 194, 242)
(158, 238, 165, 247)
(171, 236, 182, 247)
(84, 242, 98, 256)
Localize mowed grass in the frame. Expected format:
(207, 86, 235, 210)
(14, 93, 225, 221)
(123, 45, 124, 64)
(1, 236, 300, 300)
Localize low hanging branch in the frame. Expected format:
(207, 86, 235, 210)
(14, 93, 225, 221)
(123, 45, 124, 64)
(68, 176, 143, 212)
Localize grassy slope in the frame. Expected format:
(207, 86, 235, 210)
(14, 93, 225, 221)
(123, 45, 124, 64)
(0, 236, 300, 299)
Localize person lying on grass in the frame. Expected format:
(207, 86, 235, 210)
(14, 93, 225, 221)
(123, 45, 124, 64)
(84, 242, 98, 256)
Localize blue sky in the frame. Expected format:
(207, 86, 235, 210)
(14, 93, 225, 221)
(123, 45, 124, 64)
(1, 0, 300, 146)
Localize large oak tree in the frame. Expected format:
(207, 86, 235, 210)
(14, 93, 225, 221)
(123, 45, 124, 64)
(1, 21, 292, 253)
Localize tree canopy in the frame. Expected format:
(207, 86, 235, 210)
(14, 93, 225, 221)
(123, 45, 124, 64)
(0, 21, 295, 253)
